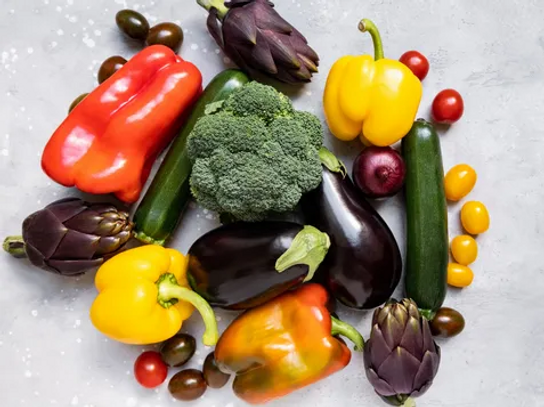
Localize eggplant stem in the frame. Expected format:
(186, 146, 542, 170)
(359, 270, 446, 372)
(275, 225, 330, 282)
(331, 316, 365, 351)
(196, 0, 229, 19)
(3, 236, 27, 258)
(318, 147, 347, 177)
(156, 273, 219, 346)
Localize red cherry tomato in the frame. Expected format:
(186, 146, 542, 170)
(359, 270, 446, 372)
(134, 351, 168, 389)
(432, 89, 464, 124)
(399, 50, 429, 81)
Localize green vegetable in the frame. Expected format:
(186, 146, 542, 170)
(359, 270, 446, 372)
(187, 81, 324, 221)
(133, 70, 250, 245)
(402, 119, 448, 319)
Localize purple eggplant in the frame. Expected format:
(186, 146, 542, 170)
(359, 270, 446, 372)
(187, 221, 330, 310)
(302, 148, 402, 309)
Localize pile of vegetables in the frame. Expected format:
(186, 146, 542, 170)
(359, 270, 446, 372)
(2, 2, 492, 406)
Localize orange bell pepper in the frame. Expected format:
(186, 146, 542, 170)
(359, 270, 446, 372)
(214, 283, 364, 405)
(42, 45, 202, 203)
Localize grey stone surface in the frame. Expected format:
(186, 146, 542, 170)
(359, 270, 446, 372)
(0, 0, 542, 406)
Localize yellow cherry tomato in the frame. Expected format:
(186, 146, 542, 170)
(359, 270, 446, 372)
(444, 164, 477, 201)
(447, 263, 474, 288)
(461, 201, 490, 234)
(450, 235, 478, 265)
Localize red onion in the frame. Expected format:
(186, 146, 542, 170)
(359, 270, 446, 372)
(352, 146, 406, 199)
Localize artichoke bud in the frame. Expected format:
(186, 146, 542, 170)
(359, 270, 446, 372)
(3, 198, 134, 276)
(198, 0, 319, 84)
(364, 299, 441, 406)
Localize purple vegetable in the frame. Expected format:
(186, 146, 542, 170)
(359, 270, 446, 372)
(3, 198, 133, 276)
(353, 146, 406, 199)
(302, 148, 402, 309)
(197, 0, 319, 84)
(364, 299, 441, 406)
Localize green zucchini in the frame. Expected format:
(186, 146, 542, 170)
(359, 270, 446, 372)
(402, 119, 448, 319)
(133, 69, 250, 245)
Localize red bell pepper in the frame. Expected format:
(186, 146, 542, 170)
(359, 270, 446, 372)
(42, 45, 202, 203)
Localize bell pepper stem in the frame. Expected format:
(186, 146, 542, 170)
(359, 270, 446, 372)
(318, 147, 347, 177)
(157, 273, 219, 346)
(358, 18, 385, 60)
(196, 0, 229, 20)
(275, 225, 331, 282)
(3, 236, 27, 258)
(331, 316, 365, 351)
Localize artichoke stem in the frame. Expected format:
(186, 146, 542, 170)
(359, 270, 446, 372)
(196, 0, 229, 19)
(3, 236, 27, 258)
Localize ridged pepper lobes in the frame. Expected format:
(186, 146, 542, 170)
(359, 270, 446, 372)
(42, 45, 203, 203)
(214, 283, 364, 405)
(323, 19, 422, 147)
(89, 245, 218, 346)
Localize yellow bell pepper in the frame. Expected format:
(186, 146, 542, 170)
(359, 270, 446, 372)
(90, 245, 218, 346)
(323, 19, 423, 147)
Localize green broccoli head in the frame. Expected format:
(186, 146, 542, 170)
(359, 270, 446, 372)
(187, 81, 324, 221)
(223, 81, 294, 123)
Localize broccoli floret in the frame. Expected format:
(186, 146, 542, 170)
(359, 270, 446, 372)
(187, 81, 324, 221)
(223, 81, 294, 123)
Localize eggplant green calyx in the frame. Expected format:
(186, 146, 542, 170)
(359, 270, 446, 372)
(331, 316, 365, 351)
(382, 395, 416, 407)
(157, 273, 219, 346)
(358, 18, 384, 61)
(319, 147, 347, 177)
(3, 236, 27, 258)
(275, 225, 330, 282)
(196, 0, 229, 19)
(419, 308, 436, 321)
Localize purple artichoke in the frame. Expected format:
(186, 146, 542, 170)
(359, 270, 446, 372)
(364, 299, 441, 406)
(3, 198, 133, 276)
(197, 0, 319, 84)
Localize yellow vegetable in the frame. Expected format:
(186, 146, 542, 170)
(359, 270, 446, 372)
(461, 201, 490, 235)
(451, 235, 478, 265)
(444, 164, 477, 201)
(323, 19, 422, 147)
(90, 245, 218, 346)
(447, 263, 474, 288)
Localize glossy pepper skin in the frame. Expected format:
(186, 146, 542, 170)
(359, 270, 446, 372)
(42, 45, 203, 203)
(90, 245, 218, 346)
(215, 283, 364, 405)
(323, 19, 422, 147)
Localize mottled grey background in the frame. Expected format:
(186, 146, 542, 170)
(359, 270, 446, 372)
(0, 0, 542, 406)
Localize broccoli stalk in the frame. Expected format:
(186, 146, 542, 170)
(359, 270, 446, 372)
(187, 82, 324, 222)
